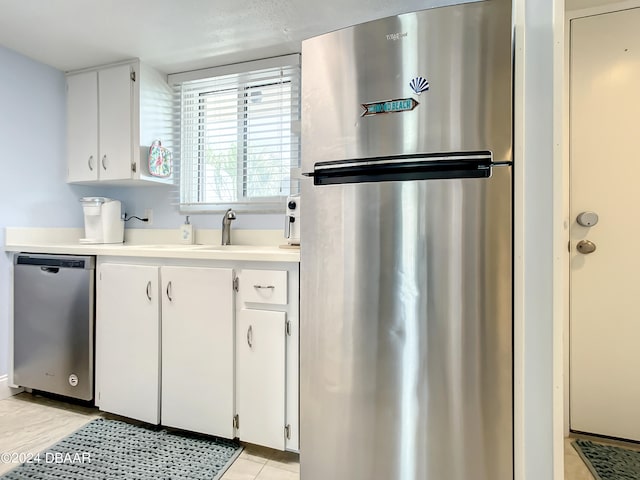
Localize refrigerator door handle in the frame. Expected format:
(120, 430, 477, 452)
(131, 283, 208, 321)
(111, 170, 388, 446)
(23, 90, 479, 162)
(304, 151, 501, 186)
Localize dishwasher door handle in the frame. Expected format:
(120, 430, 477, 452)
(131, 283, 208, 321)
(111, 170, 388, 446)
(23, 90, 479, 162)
(40, 267, 60, 274)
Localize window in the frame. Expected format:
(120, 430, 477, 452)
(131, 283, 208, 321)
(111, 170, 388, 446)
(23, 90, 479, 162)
(169, 55, 300, 212)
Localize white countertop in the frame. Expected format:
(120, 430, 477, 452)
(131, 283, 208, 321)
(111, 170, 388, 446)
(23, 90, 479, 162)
(4, 242, 300, 262)
(3, 228, 300, 263)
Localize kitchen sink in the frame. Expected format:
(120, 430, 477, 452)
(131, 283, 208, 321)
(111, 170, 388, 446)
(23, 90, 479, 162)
(119, 244, 276, 251)
(120, 244, 203, 249)
(192, 245, 277, 252)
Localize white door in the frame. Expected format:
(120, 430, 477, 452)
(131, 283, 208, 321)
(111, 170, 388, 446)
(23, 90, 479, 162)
(161, 266, 234, 438)
(236, 309, 286, 450)
(67, 71, 98, 182)
(98, 64, 133, 181)
(570, 8, 640, 440)
(96, 263, 160, 424)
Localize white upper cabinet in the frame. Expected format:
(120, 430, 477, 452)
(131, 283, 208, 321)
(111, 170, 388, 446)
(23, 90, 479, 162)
(67, 71, 98, 182)
(98, 64, 135, 182)
(66, 60, 173, 186)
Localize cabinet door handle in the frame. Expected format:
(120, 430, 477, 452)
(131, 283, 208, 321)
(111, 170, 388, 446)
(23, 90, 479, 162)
(166, 281, 173, 301)
(146, 281, 152, 300)
(88, 155, 94, 171)
(101, 154, 107, 170)
(253, 285, 275, 289)
(247, 325, 253, 348)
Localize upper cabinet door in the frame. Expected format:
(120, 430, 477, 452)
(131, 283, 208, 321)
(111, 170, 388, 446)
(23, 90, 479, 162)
(98, 64, 134, 181)
(67, 71, 98, 182)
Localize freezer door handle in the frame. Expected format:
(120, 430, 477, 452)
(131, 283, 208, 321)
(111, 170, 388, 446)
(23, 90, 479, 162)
(303, 151, 503, 185)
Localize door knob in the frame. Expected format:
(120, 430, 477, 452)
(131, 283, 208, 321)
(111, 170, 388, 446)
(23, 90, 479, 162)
(577, 211, 599, 227)
(576, 240, 596, 254)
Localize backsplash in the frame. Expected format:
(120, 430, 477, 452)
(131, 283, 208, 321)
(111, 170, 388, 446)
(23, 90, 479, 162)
(85, 185, 284, 230)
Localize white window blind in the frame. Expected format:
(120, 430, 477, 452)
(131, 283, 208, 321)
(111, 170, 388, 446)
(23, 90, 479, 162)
(169, 55, 301, 212)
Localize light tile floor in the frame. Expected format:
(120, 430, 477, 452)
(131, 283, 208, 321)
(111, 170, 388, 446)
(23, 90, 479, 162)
(564, 436, 595, 480)
(0, 392, 299, 480)
(10, 391, 639, 480)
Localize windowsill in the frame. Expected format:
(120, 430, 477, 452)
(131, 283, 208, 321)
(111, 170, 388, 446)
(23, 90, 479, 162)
(179, 204, 286, 214)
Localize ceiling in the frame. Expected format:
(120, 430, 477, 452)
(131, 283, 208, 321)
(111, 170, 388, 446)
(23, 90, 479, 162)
(0, 0, 467, 75)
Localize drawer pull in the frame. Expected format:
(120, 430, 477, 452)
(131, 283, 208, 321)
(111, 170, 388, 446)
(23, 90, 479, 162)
(247, 325, 253, 348)
(166, 281, 173, 301)
(253, 285, 275, 289)
(146, 281, 152, 300)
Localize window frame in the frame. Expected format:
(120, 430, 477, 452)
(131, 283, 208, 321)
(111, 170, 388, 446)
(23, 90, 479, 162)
(169, 55, 301, 214)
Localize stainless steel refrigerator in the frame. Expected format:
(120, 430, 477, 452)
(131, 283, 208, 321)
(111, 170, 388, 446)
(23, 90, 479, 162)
(300, 1, 513, 479)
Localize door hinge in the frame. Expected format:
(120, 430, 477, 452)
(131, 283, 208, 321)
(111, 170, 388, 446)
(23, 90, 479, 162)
(131, 162, 137, 173)
(286, 320, 292, 336)
(130, 70, 136, 82)
(233, 414, 239, 429)
(285, 424, 291, 440)
(233, 276, 239, 292)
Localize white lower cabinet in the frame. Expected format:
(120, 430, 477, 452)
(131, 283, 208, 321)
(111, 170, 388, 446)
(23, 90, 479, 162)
(235, 267, 299, 451)
(236, 309, 286, 450)
(161, 266, 234, 438)
(96, 263, 161, 424)
(96, 259, 299, 451)
(97, 263, 234, 433)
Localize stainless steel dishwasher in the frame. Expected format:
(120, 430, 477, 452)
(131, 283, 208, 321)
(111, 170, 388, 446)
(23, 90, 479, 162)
(13, 254, 95, 401)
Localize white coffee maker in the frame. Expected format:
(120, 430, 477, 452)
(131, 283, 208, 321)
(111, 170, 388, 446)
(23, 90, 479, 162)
(79, 197, 124, 244)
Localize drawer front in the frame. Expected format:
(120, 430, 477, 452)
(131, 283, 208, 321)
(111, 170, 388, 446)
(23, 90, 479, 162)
(239, 269, 288, 305)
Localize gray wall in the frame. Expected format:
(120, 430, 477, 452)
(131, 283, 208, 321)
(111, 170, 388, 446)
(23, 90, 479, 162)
(0, 45, 90, 377)
(100, 186, 282, 230)
(0, 45, 282, 377)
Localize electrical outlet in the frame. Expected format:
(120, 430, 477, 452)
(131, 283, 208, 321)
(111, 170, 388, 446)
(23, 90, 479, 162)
(144, 208, 153, 226)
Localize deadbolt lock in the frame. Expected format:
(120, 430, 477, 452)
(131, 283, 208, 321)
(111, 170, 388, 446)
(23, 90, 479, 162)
(576, 240, 596, 254)
(576, 211, 599, 227)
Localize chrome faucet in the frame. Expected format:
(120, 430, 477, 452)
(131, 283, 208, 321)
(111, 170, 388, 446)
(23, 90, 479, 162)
(221, 208, 236, 245)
